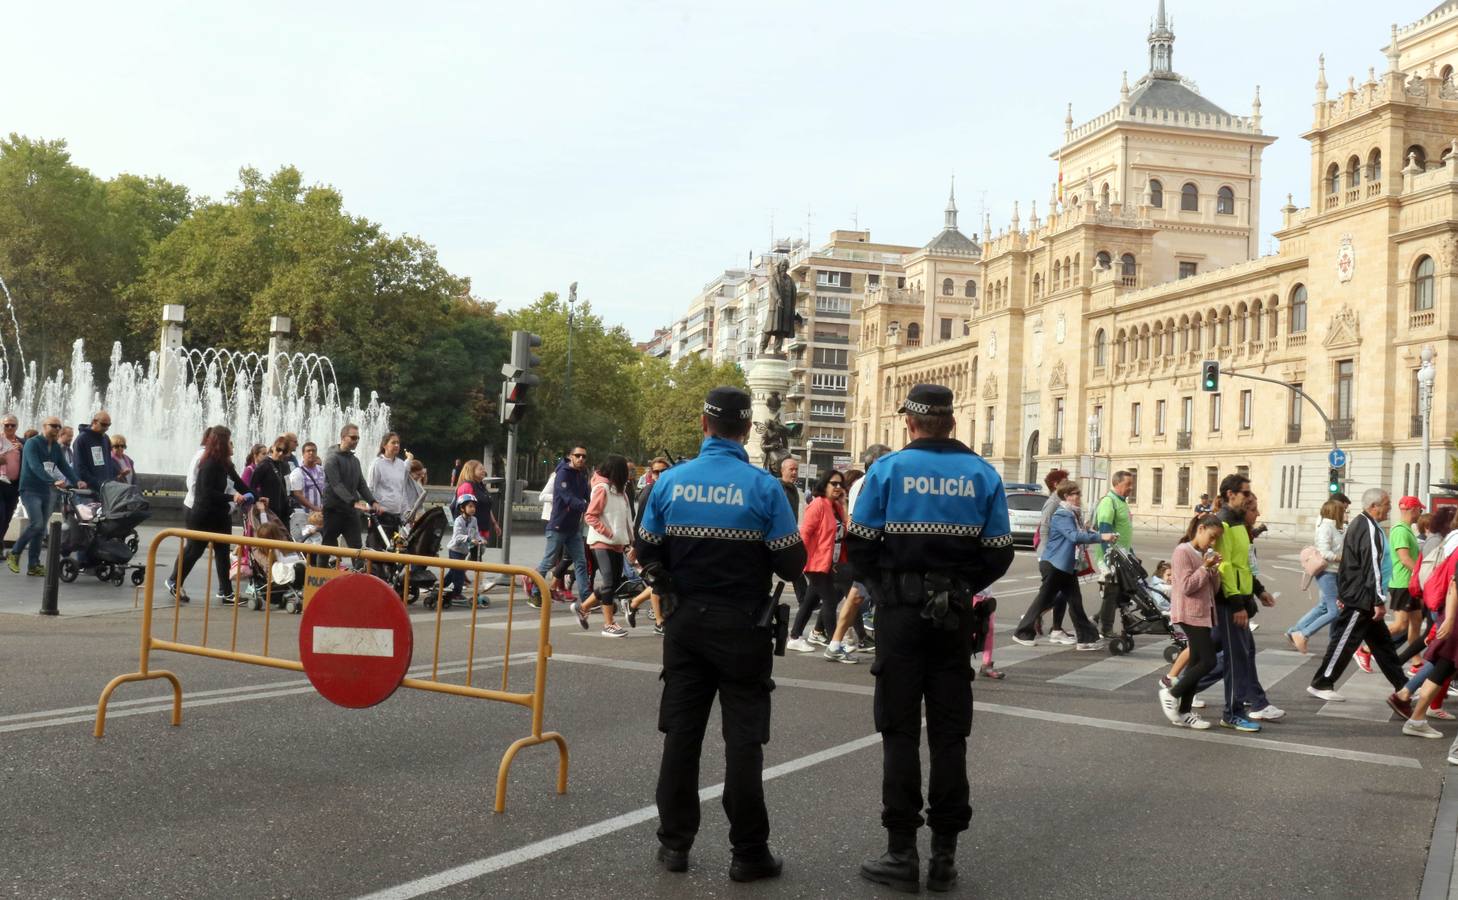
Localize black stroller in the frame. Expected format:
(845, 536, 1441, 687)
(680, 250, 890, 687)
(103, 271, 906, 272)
(58, 482, 152, 587)
(370, 504, 461, 605)
(1103, 545, 1184, 661)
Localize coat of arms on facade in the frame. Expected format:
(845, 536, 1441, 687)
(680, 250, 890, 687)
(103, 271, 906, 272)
(1336, 234, 1356, 283)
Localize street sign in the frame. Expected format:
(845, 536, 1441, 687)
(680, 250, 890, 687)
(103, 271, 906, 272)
(833, 455, 852, 471)
(801, 463, 819, 480)
(299, 573, 414, 709)
(1328, 448, 1347, 469)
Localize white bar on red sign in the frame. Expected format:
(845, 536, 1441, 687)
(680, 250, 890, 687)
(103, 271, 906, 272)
(312, 626, 395, 658)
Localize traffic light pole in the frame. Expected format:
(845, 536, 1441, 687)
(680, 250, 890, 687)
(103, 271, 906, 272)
(1216, 367, 1339, 455)
(500, 423, 518, 566)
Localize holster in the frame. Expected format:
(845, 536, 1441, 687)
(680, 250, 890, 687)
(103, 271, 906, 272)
(756, 583, 790, 655)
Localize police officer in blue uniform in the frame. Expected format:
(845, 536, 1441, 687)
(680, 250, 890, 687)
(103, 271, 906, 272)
(847, 383, 1014, 893)
(634, 385, 807, 883)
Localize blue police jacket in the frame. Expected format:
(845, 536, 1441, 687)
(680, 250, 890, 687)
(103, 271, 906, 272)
(634, 436, 806, 608)
(847, 437, 1014, 589)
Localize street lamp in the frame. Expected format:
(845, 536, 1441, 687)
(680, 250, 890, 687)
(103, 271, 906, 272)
(1420, 345, 1436, 506)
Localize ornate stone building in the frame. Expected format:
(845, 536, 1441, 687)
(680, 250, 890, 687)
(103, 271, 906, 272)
(851, 2, 1458, 531)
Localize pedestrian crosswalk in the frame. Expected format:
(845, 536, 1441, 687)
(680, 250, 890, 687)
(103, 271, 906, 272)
(1049, 643, 1168, 691)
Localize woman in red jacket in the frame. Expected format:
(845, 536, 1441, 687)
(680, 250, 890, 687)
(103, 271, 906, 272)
(786, 470, 849, 658)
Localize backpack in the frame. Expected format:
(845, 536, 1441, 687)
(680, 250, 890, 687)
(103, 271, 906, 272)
(1422, 549, 1458, 613)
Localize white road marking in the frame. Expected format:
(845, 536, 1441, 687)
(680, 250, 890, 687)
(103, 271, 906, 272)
(550, 654, 1422, 769)
(1254, 649, 1310, 691)
(1318, 669, 1398, 723)
(991, 640, 1070, 668)
(356, 728, 886, 900)
(312, 626, 394, 657)
(1, 654, 533, 734)
(1048, 642, 1168, 691)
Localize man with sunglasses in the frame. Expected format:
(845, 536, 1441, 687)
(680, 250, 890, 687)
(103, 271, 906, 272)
(9, 418, 84, 576)
(73, 410, 118, 492)
(533, 445, 591, 608)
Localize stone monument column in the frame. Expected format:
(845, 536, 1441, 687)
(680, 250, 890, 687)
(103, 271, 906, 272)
(158, 304, 186, 404)
(744, 354, 792, 470)
(265, 315, 293, 399)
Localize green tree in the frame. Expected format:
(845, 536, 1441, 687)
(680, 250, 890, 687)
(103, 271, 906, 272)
(506, 293, 645, 481)
(638, 354, 749, 460)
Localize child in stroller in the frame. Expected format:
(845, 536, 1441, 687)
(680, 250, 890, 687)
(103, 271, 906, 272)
(1103, 545, 1185, 661)
(58, 482, 152, 587)
(237, 507, 305, 613)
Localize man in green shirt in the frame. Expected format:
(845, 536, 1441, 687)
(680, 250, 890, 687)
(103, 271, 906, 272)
(1385, 495, 1425, 655)
(1093, 470, 1135, 638)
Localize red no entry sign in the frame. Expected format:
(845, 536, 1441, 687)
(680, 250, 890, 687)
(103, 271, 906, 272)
(298, 573, 413, 708)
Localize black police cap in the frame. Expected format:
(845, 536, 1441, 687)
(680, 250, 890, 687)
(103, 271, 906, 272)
(897, 383, 953, 415)
(704, 385, 753, 420)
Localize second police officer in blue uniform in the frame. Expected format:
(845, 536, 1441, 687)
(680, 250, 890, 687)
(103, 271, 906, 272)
(847, 383, 1014, 893)
(634, 385, 806, 884)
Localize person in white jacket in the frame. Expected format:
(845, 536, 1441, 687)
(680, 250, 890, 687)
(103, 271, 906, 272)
(1285, 498, 1346, 654)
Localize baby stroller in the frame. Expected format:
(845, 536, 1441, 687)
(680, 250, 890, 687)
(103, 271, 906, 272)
(58, 482, 152, 587)
(236, 506, 305, 613)
(372, 504, 465, 605)
(1103, 545, 1184, 661)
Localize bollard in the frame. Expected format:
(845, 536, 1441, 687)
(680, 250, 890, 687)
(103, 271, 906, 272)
(39, 511, 61, 616)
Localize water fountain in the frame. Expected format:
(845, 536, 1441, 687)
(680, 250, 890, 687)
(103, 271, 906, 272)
(0, 306, 390, 475)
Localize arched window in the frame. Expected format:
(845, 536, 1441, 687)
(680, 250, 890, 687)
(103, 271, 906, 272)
(1032, 273, 1041, 297)
(1326, 163, 1341, 195)
(1251, 300, 1263, 341)
(1139, 326, 1150, 360)
(1094, 330, 1107, 367)
(906, 322, 921, 345)
(1217, 186, 1235, 215)
(1347, 155, 1362, 188)
(1063, 257, 1072, 288)
(1149, 179, 1163, 208)
(1268, 295, 1280, 338)
(1219, 307, 1232, 346)
(1414, 255, 1436, 311)
(1096, 250, 1112, 270)
(1369, 148, 1382, 183)
(1289, 284, 1308, 333)
(1409, 145, 1428, 171)
(1100, 182, 1110, 207)
(1236, 302, 1248, 344)
(1444, 64, 1454, 83)
(1179, 315, 1190, 352)
(884, 375, 892, 406)
(1069, 194, 1079, 207)
(1116, 329, 1127, 364)
(1180, 182, 1199, 211)
(964, 279, 976, 298)
(1053, 260, 1062, 286)
(941, 277, 954, 296)
(1120, 253, 1136, 280)
(1190, 314, 1202, 351)
(971, 356, 978, 385)
(1073, 253, 1081, 277)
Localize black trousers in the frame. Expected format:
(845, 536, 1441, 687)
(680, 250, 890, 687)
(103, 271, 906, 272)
(1312, 605, 1407, 691)
(1098, 574, 1122, 636)
(656, 602, 774, 857)
(1014, 562, 1097, 643)
(872, 601, 976, 837)
(0, 479, 18, 549)
(171, 511, 233, 595)
(320, 506, 363, 567)
(1170, 624, 1215, 714)
(788, 573, 817, 638)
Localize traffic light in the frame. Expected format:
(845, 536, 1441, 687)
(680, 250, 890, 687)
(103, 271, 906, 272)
(500, 330, 542, 426)
(1328, 467, 1341, 494)
(1200, 360, 1220, 392)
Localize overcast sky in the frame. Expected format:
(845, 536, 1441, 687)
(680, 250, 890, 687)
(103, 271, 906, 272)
(8, 1, 1398, 341)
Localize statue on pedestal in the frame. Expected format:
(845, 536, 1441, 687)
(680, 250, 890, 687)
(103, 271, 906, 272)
(758, 259, 803, 356)
(754, 391, 799, 472)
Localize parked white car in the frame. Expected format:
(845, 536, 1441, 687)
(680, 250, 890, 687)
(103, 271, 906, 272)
(1006, 490, 1049, 546)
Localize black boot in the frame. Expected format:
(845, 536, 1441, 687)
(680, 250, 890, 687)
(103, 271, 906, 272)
(926, 832, 958, 892)
(860, 832, 920, 894)
(728, 848, 782, 882)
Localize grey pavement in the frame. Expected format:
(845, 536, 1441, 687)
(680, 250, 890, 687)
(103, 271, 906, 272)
(3, 527, 1456, 898)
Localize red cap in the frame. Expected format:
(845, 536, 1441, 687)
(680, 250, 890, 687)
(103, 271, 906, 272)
(1399, 496, 1425, 511)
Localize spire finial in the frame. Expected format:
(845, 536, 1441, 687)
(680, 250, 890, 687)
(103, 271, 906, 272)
(1148, 0, 1175, 76)
(1388, 24, 1402, 74)
(1316, 53, 1327, 90)
(1065, 102, 1073, 129)
(944, 177, 959, 230)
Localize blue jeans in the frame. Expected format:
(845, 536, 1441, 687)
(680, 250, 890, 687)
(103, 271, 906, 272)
(13, 489, 54, 568)
(1289, 572, 1340, 639)
(536, 526, 589, 598)
(445, 548, 469, 595)
(1195, 600, 1265, 719)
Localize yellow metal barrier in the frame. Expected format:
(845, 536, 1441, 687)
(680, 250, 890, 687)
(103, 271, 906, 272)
(95, 527, 569, 813)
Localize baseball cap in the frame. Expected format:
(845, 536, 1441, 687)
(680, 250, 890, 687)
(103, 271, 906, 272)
(1398, 495, 1425, 511)
(897, 383, 953, 415)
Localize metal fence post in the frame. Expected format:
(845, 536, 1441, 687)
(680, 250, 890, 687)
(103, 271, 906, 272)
(39, 511, 61, 615)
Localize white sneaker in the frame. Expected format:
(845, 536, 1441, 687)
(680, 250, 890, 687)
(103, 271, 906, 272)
(1192, 697, 1206, 709)
(785, 637, 817, 653)
(1177, 712, 1212, 730)
(1249, 622, 1260, 633)
(1157, 688, 1180, 723)
(1248, 704, 1286, 721)
(1075, 642, 1102, 651)
(1307, 686, 1345, 702)
(1403, 719, 1444, 739)
(1011, 635, 1036, 647)
(1448, 740, 1458, 765)
(1048, 629, 1076, 645)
